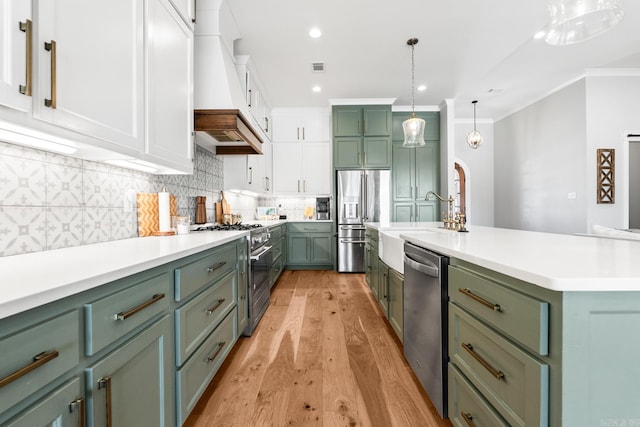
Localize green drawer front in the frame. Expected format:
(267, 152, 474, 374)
(0, 310, 80, 414)
(449, 265, 549, 355)
(364, 227, 378, 242)
(271, 256, 284, 286)
(287, 222, 332, 233)
(271, 238, 283, 261)
(5, 377, 83, 427)
(176, 308, 237, 424)
(449, 304, 549, 427)
(269, 225, 282, 240)
(175, 270, 237, 366)
(448, 364, 509, 427)
(85, 272, 171, 356)
(175, 242, 237, 301)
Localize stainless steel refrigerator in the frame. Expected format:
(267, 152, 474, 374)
(336, 170, 390, 272)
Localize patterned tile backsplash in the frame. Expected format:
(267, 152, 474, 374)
(0, 141, 319, 257)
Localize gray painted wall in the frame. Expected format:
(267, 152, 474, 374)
(494, 79, 588, 234)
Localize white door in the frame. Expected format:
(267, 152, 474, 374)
(303, 143, 331, 194)
(272, 142, 303, 194)
(34, 0, 144, 152)
(271, 110, 302, 141)
(301, 108, 330, 141)
(0, 0, 31, 112)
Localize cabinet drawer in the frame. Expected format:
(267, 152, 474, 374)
(0, 310, 80, 414)
(270, 225, 282, 240)
(449, 265, 549, 355)
(175, 243, 237, 301)
(176, 308, 237, 424)
(175, 270, 237, 366)
(288, 222, 332, 233)
(271, 238, 282, 261)
(85, 272, 171, 356)
(449, 304, 549, 427)
(271, 255, 284, 285)
(448, 364, 509, 427)
(5, 377, 83, 427)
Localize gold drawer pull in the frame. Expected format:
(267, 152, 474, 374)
(206, 341, 226, 363)
(206, 261, 226, 273)
(462, 343, 505, 380)
(0, 350, 59, 388)
(206, 298, 226, 315)
(459, 288, 502, 312)
(69, 397, 85, 427)
(18, 20, 32, 96)
(98, 376, 112, 427)
(44, 40, 57, 108)
(461, 411, 476, 427)
(115, 293, 165, 320)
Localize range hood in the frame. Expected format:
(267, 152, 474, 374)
(193, 16, 264, 155)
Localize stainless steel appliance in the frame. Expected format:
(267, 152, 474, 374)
(336, 170, 390, 272)
(245, 226, 272, 336)
(403, 241, 449, 418)
(316, 197, 330, 220)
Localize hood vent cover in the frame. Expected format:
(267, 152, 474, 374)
(194, 109, 263, 155)
(312, 62, 326, 72)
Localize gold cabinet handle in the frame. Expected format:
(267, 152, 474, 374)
(461, 343, 505, 380)
(461, 411, 476, 427)
(98, 376, 112, 427)
(69, 397, 85, 427)
(44, 40, 56, 108)
(302, 127, 305, 140)
(264, 116, 269, 132)
(114, 293, 165, 320)
(206, 298, 226, 315)
(247, 89, 252, 107)
(458, 288, 502, 312)
(206, 261, 226, 273)
(192, 0, 197, 23)
(206, 341, 226, 363)
(0, 350, 59, 388)
(18, 20, 32, 96)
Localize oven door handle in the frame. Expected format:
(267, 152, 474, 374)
(250, 245, 272, 261)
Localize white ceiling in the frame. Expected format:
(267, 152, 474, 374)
(227, 0, 640, 120)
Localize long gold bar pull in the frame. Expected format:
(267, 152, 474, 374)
(206, 341, 226, 363)
(114, 293, 165, 320)
(98, 376, 112, 427)
(18, 20, 32, 96)
(461, 412, 477, 427)
(206, 298, 226, 315)
(458, 288, 502, 312)
(69, 397, 85, 427)
(44, 40, 56, 108)
(0, 350, 59, 388)
(462, 343, 505, 380)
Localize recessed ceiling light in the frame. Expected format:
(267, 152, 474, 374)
(533, 30, 546, 39)
(312, 85, 322, 93)
(309, 28, 322, 38)
(417, 85, 427, 92)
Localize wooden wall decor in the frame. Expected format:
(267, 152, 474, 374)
(597, 148, 615, 204)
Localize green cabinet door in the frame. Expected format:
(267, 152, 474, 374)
(377, 260, 389, 316)
(288, 234, 310, 264)
(86, 315, 172, 427)
(310, 234, 332, 264)
(388, 269, 404, 342)
(416, 202, 438, 222)
(422, 112, 440, 141)
(392, 144, 415, 201)
(415, 142, 439, 198)
(363, 106, 392, 136)
(334, 137, 362, 169)
(236, 239, 249, 334)
(363, 136, 392, 168)
(333, 106, 362, 136)
(393, 203, 414, 222)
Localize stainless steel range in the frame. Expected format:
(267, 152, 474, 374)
(192, 223, 272, 336)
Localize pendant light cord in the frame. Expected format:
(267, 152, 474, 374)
(472, 100, 478, 131)
(407, 38, 418, 115)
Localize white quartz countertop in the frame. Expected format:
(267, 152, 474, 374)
(369, 222, 640, 292)
(0, 231, 249, 320)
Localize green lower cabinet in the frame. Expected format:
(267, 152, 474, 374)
(286, 223, 333, 269)
(86, 315, 173, 427)
(4, 378, 84, 427)
(377, 261, 389, 317)
(237, 239, 249, 334)
(376, 259, 404, 343)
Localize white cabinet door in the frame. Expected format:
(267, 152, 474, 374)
(272, 110, 302, 141)
(272, 108, 329, 142)
(145, 0, 193, 172)
(301, 109, 330, 142)
(168, 0, 195, 28)
(0, 0, 31, 112)
(223, 142, 270, 194)
(303, 143, 331, 194)
(272, 142, 303, 194)
(34, 0, 144, 152)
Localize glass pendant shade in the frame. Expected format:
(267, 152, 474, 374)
(403, 113, 426, 147)
(466, 130, 483, 149)
(545, 0, 624, 46)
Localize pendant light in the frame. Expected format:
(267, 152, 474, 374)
(545, 0, 624, 46)
(402, 38, 425, 147)
(466, 100, 483, 149)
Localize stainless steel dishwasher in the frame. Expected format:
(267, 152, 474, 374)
(403, 241, 449, 419)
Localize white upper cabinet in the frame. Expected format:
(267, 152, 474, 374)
(145, 0, 194, 171)
(168, 0, 195, 29)
(271, 107, 330, 142)
(0, 0, 31, 112)
(33, 0, 145, 152)
(272, 142, 330, 195)
(235, 55, 271, 139)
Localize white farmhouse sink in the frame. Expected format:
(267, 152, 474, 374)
(378, 230, 407, 274)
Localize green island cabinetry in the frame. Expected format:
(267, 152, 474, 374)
(391, 112, 440, 222)
(377, 260, 404, 343)
(447, 258, 640, 427)
(286, 222, 334, 270)
(333, 105, 393, 169)
(364, 227, 379, 298)
(269, 224, 286, 287)
(0, 237, 248, 427)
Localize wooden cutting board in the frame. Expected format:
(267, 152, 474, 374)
(136, 192, 178, 237)
(221, 191, 230, 214)
(215, 202, 223, 223)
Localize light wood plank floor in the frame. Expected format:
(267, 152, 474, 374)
(184, 270, 452, 427)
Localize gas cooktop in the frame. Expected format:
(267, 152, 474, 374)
(192, 223, 263, 231)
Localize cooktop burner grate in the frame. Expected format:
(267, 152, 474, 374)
(193, 223, 263, 231)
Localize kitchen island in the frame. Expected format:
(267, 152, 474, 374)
(368, 222, 640, 427)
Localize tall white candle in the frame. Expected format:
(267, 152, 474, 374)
(158, 188, 171, 232)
